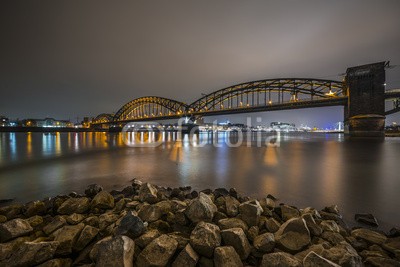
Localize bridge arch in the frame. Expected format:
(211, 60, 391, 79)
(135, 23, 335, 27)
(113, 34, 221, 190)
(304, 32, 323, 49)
(113, 96, 188, 122)
(93, 113, 114, 124)
(188, 78, 345, 113)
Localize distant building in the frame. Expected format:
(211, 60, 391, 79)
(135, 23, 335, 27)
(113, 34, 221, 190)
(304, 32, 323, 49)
(0, 116, 9, 127)
(270, 122, 296, 131)
(21, 118, 74, 128)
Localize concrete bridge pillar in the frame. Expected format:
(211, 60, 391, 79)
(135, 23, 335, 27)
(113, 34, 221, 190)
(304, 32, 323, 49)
(344, 62, 387, 137)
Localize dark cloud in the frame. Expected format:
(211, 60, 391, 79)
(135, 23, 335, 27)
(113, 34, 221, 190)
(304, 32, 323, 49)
(1, 0, 399, 126)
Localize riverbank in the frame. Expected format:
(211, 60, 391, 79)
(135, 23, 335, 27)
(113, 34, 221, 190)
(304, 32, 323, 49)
(0, 181, 399, 266)
(0, 126, 105, 133)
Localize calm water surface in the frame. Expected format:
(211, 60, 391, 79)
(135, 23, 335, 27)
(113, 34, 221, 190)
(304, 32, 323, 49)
(0, 132, 399, 230)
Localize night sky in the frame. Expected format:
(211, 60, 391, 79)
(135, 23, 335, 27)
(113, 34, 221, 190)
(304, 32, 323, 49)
(1, 0, 400, 127)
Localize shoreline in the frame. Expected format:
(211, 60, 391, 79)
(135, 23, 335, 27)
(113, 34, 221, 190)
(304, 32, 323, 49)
(0, 180, 399, 266)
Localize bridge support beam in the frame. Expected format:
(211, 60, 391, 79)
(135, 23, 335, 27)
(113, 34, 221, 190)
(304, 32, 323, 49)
(344, 62, 387, 138)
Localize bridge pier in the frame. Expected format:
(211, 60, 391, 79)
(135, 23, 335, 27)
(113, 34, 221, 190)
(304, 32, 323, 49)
(344, 62, 387, 138)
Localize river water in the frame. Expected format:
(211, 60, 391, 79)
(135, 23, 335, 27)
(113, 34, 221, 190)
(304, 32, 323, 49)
(0, 131, 399, 230)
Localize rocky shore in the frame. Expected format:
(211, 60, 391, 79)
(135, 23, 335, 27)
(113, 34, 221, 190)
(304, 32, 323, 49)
(1, 180, 399, 267)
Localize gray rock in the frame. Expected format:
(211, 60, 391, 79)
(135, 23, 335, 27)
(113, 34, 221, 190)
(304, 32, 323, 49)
(221, 228, 251, 260)
(294, 243, 328, 261)
(115, 212, 146, 239)
(323, 205, 340, 215)
(91, 191, 115, 210)
(225, 196, 240, 217)
(57, 197, 90, 215)
(214, 246, 243, 267)
(275, 217, 311, 253)
(84, 184, 103, 198)
(261, 252, 302, 267)
(321, 241, 362, 266)
(190, 221, 221, 258)
(185, 193, 218, 223)
(253, 232, 275, 253)
(0, 215, 6, 223)
(265, 217, 281, 233)
(0, 236, 32, 262)
(303, 251, 340, 267)
(136, 234, 178, 267)
(43, 216, 67, 235)
(0, 218, 33, 242)
(172, 244, 199, 267)
(238, 200, 263, 227)
(138, 183, 158, 204)
(52, 223, 85, 255)
(351, 228, 387, 245)
(281, 205, 300, 221)
(1, 241, 59, 266)
(75, 225, 99, 251)
(95, 235, 135, 267)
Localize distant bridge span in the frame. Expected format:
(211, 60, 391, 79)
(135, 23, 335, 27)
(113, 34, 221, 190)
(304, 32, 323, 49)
(92, 82, 398, 125)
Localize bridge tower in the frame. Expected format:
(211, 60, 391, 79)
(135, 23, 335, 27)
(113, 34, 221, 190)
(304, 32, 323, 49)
(344, 62, 387, 137)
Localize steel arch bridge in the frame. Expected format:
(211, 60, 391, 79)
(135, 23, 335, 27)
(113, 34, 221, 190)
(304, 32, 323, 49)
(92, 113, 114, 124)
(92, 77, 400, 125)
(113, 96, 188, 122)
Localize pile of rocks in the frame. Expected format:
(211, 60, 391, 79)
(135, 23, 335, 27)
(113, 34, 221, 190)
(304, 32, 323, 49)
(1, 180, 399, 266)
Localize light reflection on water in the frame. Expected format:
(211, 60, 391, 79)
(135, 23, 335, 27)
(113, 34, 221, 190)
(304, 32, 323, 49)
(0, 132, 400, 230)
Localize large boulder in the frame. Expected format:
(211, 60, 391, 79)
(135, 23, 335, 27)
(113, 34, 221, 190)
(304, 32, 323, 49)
(185, 193, 217, 223)
(1, 241, 59, 266)
(52, 223, 85, 255)
(0, 218, 33, 242)
(75, 225, 99, 251)
(275, 217, 311, 253)
(218, 218, 248, 232)
(91, 191, 115, 210)
(85, 184, 103, 197)
(303, 251, 340, 267)
(135, 229, 161, 249)
(57, 197, 90, 215)
(138, 201, 172, 222)
(172, 244, 199, 267)
(138, 183, 158, 204)
(43, 216, 66, 235)
(225, 196, 240, 217)
(281, 205, 300, 221)
(320, 241, 362, 266)
(136, 234, 178, 267)
(261, 252, 302, 267)
(382, 236, 400, 257)
(238, 200, 263, 227)
(302, 214, 322, 236)
(221, 228, 251, 260)
(351, 228, 387, 245)
(23, 200, 46, 217)
(214, 246, 243, 267)
(190, 221, 221, 258)
(265, 217, 281, 233)
(95, 235, 135, 267)
(115, 212, 146, 239)
(253, 232, 275, 253)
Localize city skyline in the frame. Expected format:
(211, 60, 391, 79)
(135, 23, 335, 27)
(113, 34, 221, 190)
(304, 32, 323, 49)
(1, 0, 400, 124)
